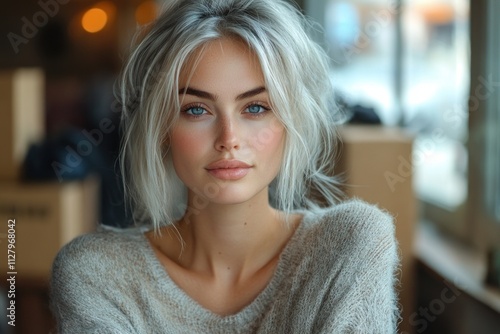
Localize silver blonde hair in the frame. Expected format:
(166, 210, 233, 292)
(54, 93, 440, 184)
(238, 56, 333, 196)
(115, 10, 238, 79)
(118, 0, 345, 229)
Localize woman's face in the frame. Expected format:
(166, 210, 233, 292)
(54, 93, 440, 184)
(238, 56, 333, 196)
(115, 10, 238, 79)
(170, 37, 285, 206)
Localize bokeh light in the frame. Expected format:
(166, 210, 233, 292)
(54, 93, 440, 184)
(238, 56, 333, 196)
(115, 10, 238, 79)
(81, 8, 108, 33)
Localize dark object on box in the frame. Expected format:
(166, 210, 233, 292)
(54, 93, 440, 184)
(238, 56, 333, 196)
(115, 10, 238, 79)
(23, 128, 98, 181)
(348, 104, 381, 125)
(22, 127, 132, 228)
(335, 94, 381, 125)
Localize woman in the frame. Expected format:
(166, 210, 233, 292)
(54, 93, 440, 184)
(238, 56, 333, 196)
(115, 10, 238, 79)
(50, 0, 400, 333)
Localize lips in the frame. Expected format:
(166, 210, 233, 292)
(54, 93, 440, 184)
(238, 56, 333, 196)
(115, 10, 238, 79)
(205, 159, 252, 180)
(205, 159, 252, 170)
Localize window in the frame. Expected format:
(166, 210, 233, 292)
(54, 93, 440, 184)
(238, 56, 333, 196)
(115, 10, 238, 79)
(468, 0, 500, 249)
(402, 0, 469, 211)
(484, 0, 500, 224)
(307, 0, 475, 239)
(323, 0, 398, 124)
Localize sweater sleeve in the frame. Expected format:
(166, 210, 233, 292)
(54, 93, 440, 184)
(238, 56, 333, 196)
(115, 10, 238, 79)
(347, 218, 400, 333)
(50, 234, 137, 334)
(313, 202, 401, 334)
(339, 206, 400, 333)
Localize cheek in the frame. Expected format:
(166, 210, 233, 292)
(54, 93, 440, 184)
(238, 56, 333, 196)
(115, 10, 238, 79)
(171, 130, 194, 154)
(170, 126, 206, 169)
(252, 123, 285, 166)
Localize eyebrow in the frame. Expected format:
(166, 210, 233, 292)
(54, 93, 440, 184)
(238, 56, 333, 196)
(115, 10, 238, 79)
(178, 86, 267, 101)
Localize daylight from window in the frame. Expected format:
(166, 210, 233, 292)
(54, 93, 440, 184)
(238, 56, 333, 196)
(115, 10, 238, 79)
(324, 0, 470, 209)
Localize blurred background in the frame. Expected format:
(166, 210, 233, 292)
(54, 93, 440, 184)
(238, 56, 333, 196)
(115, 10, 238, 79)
(0, 0, 499, 333)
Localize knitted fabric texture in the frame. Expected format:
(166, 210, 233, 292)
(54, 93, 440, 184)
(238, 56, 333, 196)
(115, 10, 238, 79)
(50, 199, 400, 333)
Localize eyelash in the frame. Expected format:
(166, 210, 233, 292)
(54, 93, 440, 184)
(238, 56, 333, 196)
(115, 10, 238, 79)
(180, 102, 271, 119)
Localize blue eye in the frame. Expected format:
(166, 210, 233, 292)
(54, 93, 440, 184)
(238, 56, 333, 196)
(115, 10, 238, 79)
(246, 104, 268, 114)
(185, 106, 206, 116)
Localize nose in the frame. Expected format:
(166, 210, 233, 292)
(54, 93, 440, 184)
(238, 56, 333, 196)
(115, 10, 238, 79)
(214, 116, 240, 151)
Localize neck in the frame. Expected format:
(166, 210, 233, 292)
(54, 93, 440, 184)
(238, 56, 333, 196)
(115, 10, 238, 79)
(173, 188, 290, 282)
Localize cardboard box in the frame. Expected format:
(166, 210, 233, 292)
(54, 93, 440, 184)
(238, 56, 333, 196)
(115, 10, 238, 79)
(0, 68, 45, 181)
(0, 177, 99, 281)
(337, 125, 416, 334)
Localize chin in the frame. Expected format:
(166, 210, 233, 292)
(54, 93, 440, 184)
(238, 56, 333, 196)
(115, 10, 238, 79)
(207, 190, 258, 206)
(187, 183, 267, 207)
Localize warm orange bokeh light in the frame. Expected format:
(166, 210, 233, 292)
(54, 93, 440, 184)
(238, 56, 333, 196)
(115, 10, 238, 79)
(82, 8, 108, 33)
(135, 1, 159, 25)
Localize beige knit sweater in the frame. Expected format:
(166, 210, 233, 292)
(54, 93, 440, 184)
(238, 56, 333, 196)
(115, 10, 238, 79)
(50, 199, 400, 333)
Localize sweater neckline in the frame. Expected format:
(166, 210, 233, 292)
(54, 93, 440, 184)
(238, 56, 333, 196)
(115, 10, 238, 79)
(138, 209, 311, 326)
